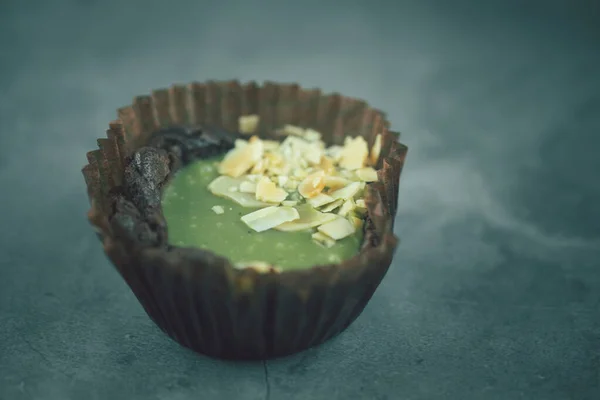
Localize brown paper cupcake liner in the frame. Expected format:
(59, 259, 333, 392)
(82, 80, 408, 360)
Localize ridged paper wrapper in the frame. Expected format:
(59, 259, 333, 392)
(82, 80, 408, 360)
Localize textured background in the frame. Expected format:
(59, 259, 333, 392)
(1, 0, 599, 399)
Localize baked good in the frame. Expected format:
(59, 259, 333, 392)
(82, 80, 408, 360)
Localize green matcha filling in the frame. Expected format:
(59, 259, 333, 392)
(161, 156, 363, 270)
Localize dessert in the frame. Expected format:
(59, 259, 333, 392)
(82, 80, 407, 360)
(161, 121, 383, 270)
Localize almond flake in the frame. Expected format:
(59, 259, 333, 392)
(293, 168, 309, 179)
(219, 138, 264, 177)
(208, 176, 273, 207)
(355, 167, 379, 182)
(317, 218, 355, 240)
(303, 128, 322, 142)
(307, 193, 335, 208)
(239, 181, 257, 193)
(239, 115, 259, 134)
(337, 199, 356, 217)
(298, 170, 326, 199)
(275, 204, 338, 232)
(370, 134, 382, 166)
(323, 176, 351, 191)
(319, 156, 335, 174)
(312, 232, 336, 248)
(256, 176, 288, 203)
(285, 179, 300, 191)
(235, 139, 248, 148)
(339, 136, 369, 170)
(207, 122, 371, 246)
(248, 174, 265, 183)
(320, 199, 344, 212)
(354, 199, 367, 216)
(277, 176, 289, 187)
(339, 169, 357, 179)
(298, 158, 309, 169)
(325, 145, 344, 162)
(241, 206, 300, 232)
(330, 181, 362, 201)
(347, 214, 364, 230)
(211, 205, 225, 214)
(282, 124, 305, 137)
(251, 159, 266, 174)
(303, 144, 324, 165)
(263, 140, 280, 150)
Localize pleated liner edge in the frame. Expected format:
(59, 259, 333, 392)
(82, 80, 408, 360)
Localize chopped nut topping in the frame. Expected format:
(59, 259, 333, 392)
(355, 167, 379, 182)
(238, 115, 259, 135)
(274, 204, 338, 232)
(307, 193, 335, 208)
(329, 181, 362, 201)
(208, 176, 273, 207)
(337, 199, 356, 217)
(298, 171, 326, 199)
(370, 134, 382, 166)
(320, 199, 344, 213)
(323, 175, 351, 190)
(317, 218, 355, 240)
(239, 181, 257, 194)
(347, 214, 364, 230)
(312, 232, 336, 248)
(339, 136, 368, 170)
(255, 176, 288, 203)
(241, 206, 300, 232)
(281, 124, 306, 137)
(207, 115, 385, 248)
(219, 136, 263, 177)
(212, 205, 225, 214)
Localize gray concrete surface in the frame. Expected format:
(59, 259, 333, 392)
(1, 0, 599, 399)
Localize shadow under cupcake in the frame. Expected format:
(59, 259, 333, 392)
(82, 80, 408, 360)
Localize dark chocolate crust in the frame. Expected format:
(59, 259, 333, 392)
(109, 126, 239, 250)
(82, 80, 408, 360)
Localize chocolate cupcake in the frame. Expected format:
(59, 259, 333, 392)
(82, 80, 408, 360)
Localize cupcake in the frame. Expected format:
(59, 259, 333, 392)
(82, 80, 408, 360)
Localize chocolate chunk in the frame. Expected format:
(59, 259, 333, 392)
(147, 125, 238, 164)
(110, 196, 167, 248)
(116, 125, 238, 250)
(123, 147, 171, 213)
